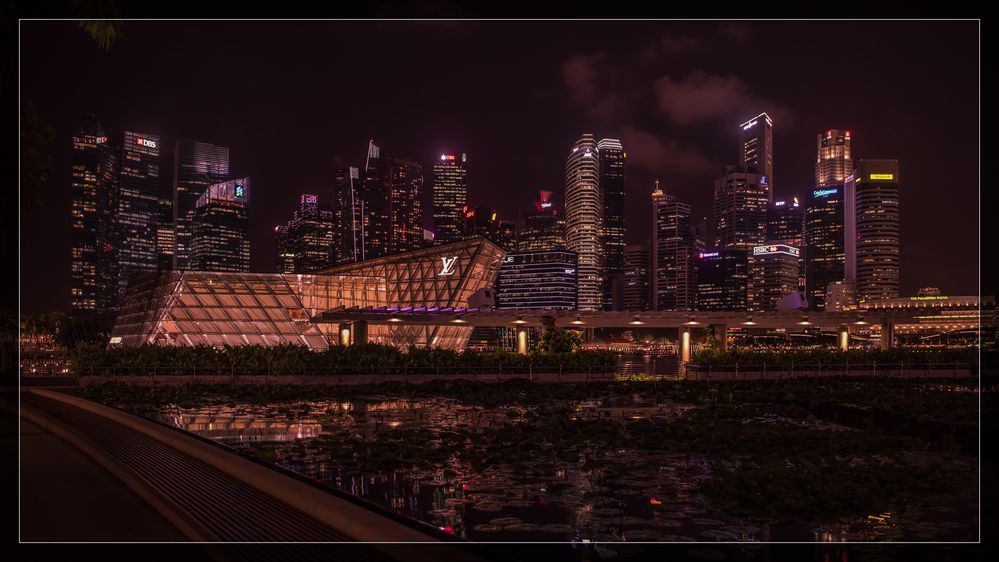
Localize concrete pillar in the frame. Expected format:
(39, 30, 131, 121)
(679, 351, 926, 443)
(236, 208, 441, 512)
(679, 327, 691, 364)
(354, 320, 368, 345)
(516, 326, 529, 355)
(838, 326, 849, 351)
(880, 320, 895, 351)
(339, 323, 352, 346)
(713, 324, 728, 351)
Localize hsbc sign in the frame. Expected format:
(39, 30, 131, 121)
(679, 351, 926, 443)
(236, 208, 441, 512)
(438, 256, 458, 276)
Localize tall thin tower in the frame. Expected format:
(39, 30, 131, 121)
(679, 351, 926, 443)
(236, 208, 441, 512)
(564, 134, 604, 311)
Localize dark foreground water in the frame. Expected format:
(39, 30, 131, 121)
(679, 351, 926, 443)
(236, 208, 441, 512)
(127, 391, 976, 543)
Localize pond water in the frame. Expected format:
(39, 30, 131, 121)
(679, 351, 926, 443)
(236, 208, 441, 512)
(129, 394, 975, 543)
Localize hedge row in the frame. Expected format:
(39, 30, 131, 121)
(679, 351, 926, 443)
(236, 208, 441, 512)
(690, 347, 979, 368)
(69, 343, 618, 376)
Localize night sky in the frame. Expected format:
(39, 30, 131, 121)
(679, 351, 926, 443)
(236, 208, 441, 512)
(19, 20, 980, 314)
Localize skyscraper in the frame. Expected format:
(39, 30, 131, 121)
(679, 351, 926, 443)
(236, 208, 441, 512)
(520, 191, 565, 252)
(767, 198, 805, 292)
(564, 134, 604, 311)
(652, 182, 698, 311)
(496, 219, 518, 252)
(173, 139, 230, 270)
(623, 243, 651, 312)
(274, 224, 295, 273)
(387, 157, 424, 254)
(496, 251, 578, 310)
(156, 197, 175, 270)
(360, 140, 390, 260)
(816, 129, 853, 188)
(276, 194, 335, 273)
(191, 178, 251, 272)
(432, 153, 468, 245)
(845, 160, 901, 302)
(697, 249, 749, 311)
(713, 166, 769, 250)
(333, 166, 362, 263)
(805, 185, 845, 310)
(117, 131, 162, 299)
(739, 112, 774, 197)
(598, 138, 626, 311)
(69, 114, 118, 314)
(749, 244, 801, 312)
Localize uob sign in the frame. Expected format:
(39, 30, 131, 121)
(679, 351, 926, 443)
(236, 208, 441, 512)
(438, 256, 458, 276)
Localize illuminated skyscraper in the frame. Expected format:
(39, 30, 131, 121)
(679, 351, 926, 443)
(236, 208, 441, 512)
(496, 251, 578, 310)
(496, 219, 518, 252)
(520, 191, 565, 252)
(845, 160, 901, 302)
(697, 249, 749, 311)
(713, 166, 769, 250)
(749, 244, 801, 312)
(69, 114, 119, 314)
(276, 194, 335, 273)
(333, 166, 363, 263)
(360, 140, 390, 260)
(156, 197, 175, 270)
(652, 182, 698, 311)
(623, 243, 651, 312)
(598, 138, 626, 310)
(274, 224, 295, 273)
(190, 178, 251, 272)
(387, 157, 424, 254)
(816, 129, 853, 188)
(432, 152, 468, 245)
(738, 112, 774, 197)
(805, 185, 845, 310)
(767, 198, 805, 292)
(564, 134, 604, 311)
(117, 131, 162, 299)
(173, 139, 230, 270)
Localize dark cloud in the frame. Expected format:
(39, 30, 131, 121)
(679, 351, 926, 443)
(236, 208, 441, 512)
(653, 71, 795, 128)
(620, 126, 716, 177)
(718, 22, 752, 41)
(560, 52, 624, 120)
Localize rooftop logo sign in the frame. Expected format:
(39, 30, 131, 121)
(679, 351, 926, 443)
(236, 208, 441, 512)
(439, 256, 458, 277)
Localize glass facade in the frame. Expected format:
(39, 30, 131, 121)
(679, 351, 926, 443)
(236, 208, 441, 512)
(520, 191, 565, 252)
(713, 166, 769, 251)
(111, 238, 506, 351)
(696, 249, 748, 311)
(653, 185, 699, 312)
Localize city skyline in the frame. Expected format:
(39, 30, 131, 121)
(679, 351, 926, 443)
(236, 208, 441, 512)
(20, 20, 979, 313)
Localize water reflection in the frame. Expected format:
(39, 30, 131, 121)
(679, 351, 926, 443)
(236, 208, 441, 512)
(133, 396, 973, 543)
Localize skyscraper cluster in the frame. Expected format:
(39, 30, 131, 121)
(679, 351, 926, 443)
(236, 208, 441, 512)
(628, 114, 899, 314)
(70, 114, 249, 316)
(71, 109, 899, 320)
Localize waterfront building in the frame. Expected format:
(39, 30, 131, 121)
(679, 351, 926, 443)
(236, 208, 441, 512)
(495, 251, 578, 310)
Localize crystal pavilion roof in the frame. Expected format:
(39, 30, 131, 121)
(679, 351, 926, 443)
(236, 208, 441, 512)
(109, 237, 507, 350)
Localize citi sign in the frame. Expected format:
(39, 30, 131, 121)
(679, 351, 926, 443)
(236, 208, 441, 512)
(135, 137, 158, 149)
(438, 256, 459, 276)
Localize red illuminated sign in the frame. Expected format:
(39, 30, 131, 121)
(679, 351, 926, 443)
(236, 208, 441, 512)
(440, 154, 456, 161)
